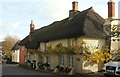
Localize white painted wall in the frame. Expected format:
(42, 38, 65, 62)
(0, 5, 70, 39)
(12, 50, 19, 63)
(104, 18, 119, 51)
(38, 36, 106, 52)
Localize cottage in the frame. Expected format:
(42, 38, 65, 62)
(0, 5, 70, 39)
(19, 1, 107, 74)
(11, 41, 20, 63)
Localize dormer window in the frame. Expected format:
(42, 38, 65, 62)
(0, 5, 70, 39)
(44, 42, 48, 51)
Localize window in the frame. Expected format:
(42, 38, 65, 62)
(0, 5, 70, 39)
(68, 39, 74, 47)
(46, 56, 50, 64)
(40, 56, 44, 64)
(22, 46, 24, 51)
(58, 55, 64, 65)
(44, 42, 48, 51)
(67, 56, 74, 68)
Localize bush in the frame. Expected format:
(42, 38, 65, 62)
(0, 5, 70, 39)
(32, 63, 36, 69)
(32, 60, 36, 63)
(6, 58, 12, 64)
(64, 67, 72, 73)
(30, 63, 36, 69)
(56, 65, 60, 69)
(27, 60, 31, 63)
(44, 63, 50, 67)
(59, 66, 64, 71)
(30, 63, 33, 67)
(38, 62, 44, 70)
(55, 65, 64, 72)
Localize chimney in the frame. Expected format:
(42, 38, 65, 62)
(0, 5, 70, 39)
(72, 1, 78, 11)
(29, 20, 35, 41)
(69, 1, 79, 20)
(108, 0, 115, 18)
(30, 20, 34, 32)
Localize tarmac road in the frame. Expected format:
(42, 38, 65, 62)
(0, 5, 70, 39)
(1, 63, 105, 77)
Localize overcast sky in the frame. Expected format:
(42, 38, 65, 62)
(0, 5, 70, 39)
(0, 0, 119, 41)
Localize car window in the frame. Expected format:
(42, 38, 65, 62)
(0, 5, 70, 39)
(112, 57, 120, 61)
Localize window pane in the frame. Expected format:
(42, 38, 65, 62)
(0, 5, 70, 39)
(72, 57, 74, 67)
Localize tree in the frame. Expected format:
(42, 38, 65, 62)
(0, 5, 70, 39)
(2, 35, 19, 59)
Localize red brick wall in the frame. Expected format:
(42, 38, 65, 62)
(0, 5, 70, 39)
(19, 46, 28, 64)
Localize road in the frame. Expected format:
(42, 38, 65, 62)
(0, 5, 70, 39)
(1, 63, 105, 77)
(0, 64, 2, 77)
(2, 64, 57, 77)
(2, 64, 54, 75)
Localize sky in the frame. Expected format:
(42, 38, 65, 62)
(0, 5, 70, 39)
(0, 0, 119, 42)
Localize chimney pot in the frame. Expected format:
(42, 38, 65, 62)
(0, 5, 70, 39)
(108, 0, 115, 18)
(72, 1, 78, 11)
(29, 20, 35, 41)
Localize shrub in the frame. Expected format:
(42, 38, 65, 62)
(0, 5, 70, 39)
(44, 63, 50, 67)
(55, 65, 60, 69)
(55, 65, 64, 72)
(27, 60, 31, 63)
(32, 60, 36, 63)
(65, 67, 72, 73)
(38, 62, 44, 70)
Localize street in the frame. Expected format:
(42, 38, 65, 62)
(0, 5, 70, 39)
(0, 64, 2, 77)
(2, 64, 54, 75)
(1, 63, 105, 77)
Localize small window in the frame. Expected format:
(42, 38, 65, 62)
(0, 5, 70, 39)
(67, 56, 74, 68)
(58, 55, 64, 66)
(46, 56, 50, 64)
(44, 42, 48, 51)
(40, 56, 44, 64)
(68, 39, 74, 47)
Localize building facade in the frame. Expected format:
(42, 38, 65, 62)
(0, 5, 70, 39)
(11, 42, 20, 63)
(19, 1, 106, 74)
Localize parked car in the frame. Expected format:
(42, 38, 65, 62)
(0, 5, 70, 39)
(103, 56, 120, 76)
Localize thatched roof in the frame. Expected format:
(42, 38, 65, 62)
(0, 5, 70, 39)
(11, 41, 20, 50)
(19, 7, 106, 49)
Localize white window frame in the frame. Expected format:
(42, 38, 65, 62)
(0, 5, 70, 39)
(46, 56, 50, 64)
(67, 56, 74, 68)
(40, 56, 44, 64)
(68, 39, 74, 47)
(58, 55, 64, 66)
